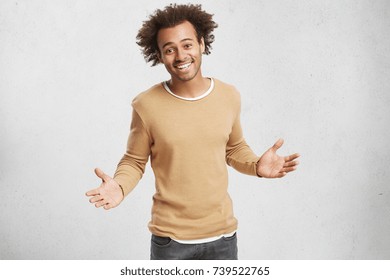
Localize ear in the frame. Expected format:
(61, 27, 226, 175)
(200, 37, 205, 54)
(157, 51, 163, 63)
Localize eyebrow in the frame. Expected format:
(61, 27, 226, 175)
(162, 38, 194, 50)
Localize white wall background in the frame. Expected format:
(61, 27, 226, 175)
(1, 0, 389, 259)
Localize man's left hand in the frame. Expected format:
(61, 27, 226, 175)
(256, 138, 300, 178)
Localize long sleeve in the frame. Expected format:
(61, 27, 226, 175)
(225, 103, 259, 176)
(113, 108, 152, 196)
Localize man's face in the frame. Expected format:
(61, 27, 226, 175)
(157, 21, 205, 83)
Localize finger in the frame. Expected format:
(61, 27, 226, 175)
(285, 153, 300, 162)
(272, 138, 284, 151)
(86, 189, 99, 197)
(282, 166, 297, 173)
(94, 168, 110, 183)
(284, 160, 299, 168)
(89, 195, 103, 203)
(95, 199, 108, 208)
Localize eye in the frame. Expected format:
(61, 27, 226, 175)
(165, 48, 175, 55)
(184, 44, 192, 49)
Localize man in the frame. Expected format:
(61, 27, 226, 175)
(86, 4, 299, 260)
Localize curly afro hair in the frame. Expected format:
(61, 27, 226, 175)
(136, 3, 218, 66)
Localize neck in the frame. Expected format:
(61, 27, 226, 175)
(168, 75, 210, 98)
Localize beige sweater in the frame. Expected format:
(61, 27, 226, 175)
(114, 79, 259, 240)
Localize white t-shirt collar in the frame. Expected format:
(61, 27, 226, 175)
(163, 78, 214, 101)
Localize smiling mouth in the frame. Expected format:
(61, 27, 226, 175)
(175, 62, 192, 70)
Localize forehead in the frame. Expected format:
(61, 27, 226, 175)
(157, 21, 198, 48)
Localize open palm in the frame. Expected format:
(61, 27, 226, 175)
(256, 139, 300, 178)
(86, 168, 124, 210)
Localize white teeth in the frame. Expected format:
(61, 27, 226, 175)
(177, 62, 191, 69)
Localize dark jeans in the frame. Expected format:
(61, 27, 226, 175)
(150, 233, 238, 260)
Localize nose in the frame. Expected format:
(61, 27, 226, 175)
(175, 48, 188, 62)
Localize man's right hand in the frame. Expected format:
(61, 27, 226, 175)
(86, 168, 124, 210)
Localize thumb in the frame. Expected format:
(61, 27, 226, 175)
(272, 138, 284, 151)
(94, 168, 111, 182)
